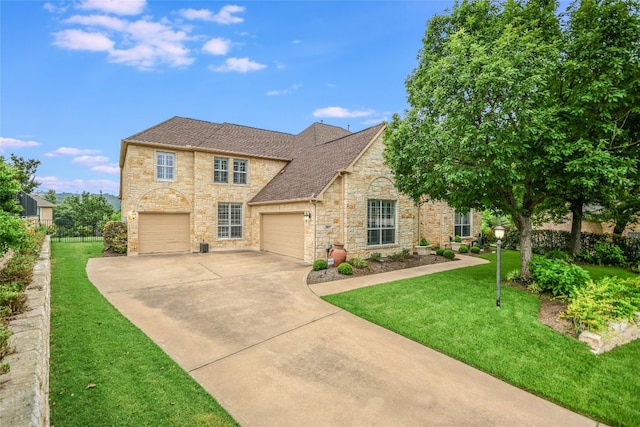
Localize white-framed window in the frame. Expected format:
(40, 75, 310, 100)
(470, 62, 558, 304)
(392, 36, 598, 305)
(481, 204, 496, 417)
(367, 199, 396, 246)
(218, 202, 243, 239)
(455, 211, 472, 237)
(156, 151, 175, 181)
(233, 159, 247, 184)
(214, 157, 229, 183)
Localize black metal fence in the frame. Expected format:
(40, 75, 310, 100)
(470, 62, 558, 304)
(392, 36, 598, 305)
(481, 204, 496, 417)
(31, 218, 105, 243)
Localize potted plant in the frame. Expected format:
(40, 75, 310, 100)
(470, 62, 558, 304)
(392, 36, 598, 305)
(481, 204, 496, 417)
(451, 235, 463, 251)
(415, 237, 432, 256)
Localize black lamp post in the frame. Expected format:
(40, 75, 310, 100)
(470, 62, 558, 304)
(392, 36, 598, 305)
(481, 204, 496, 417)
(494, 226, 505, 308)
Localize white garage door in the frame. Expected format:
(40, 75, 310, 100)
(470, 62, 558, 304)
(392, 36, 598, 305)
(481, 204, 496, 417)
(261, 213, 304, 259)
(138, 213, 190, 254)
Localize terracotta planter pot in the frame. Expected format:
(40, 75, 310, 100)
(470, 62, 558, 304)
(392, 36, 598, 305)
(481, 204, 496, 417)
(329, 243, 347, 266)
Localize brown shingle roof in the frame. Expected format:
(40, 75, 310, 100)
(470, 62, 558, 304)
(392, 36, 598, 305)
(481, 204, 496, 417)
(123, 116, 385, 204)
(250, 123, 385, 204)
(124, 116, 296, 159)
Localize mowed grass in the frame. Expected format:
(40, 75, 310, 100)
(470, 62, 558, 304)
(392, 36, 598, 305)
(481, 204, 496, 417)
(50, 242, 238, 427)
(323, 251, 640, 427)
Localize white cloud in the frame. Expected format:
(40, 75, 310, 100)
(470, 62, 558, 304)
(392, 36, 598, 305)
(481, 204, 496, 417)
(72, 155, 109, 165)
(266, 84, 300, 96)
(202, 37, 231, 55)
(179, 5, 245, 24)
(0, 137, 40, 152)
(53, 16, 193, 69)
(313, 107, 375, 118)
(77, 0, 146, 16)
(44, 2, 69, 13)
(92, 165, 120, 174)
(209, 57, 266, 73)
(36, 176, 119, 193)
(65, 14, 127, 31)
(45, 147, 101, 157)
(52, 29, 114, 51)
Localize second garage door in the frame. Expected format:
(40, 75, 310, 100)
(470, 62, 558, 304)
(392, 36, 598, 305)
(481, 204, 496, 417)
(261, 213, 304, 259)
(138, 213, 190, 254)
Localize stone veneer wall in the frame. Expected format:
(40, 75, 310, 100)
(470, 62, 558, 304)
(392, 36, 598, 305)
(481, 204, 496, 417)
(418, 202, 482, 248)
(121, 144, 287, 254)
(0, 236, 51, 427)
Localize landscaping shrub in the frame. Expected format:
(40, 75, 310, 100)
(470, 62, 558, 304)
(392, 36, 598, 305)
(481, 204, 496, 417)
(312, 259, 328, 271)
(454, 235, 462, 243)
(436, 248, 445, 256)
(419, 238, 428, 246)
(545, 249, 570, 261)
(458, 245, 469, 253)
(0, 253, 35, 285)
(565, 276, 640, 332)
(529, 258, 590, 298)
(0, 212, 28, 256)
(0, 288, 26, 315)
(443, 250, 455, 259)
(348, 257, 369, 269)
(506, 269, 521, 282)
(470, 246, 481, 254)
(389, 248, 411, 262)
(0, 324, 11, 374)
(102, 221, 128, 254)
(369, 252, 382, 262)
(337, 262, 353, 275)
(593, 242, 626, 266)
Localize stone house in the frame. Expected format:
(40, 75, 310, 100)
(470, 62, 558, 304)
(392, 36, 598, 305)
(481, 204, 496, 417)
(119, 116, 481, 262)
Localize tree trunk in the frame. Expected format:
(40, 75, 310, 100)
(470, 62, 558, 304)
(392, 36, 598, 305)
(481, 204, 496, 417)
(516, 215, 533, 281)
(613, 221, 627, 235)
(568, 198, 583, 256)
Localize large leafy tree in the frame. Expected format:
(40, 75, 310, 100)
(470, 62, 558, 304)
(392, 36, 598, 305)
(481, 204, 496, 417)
(553, 0, 640, 253)
(1, 154, 41, 194)
(54, 192, 114, 230)
(384, 0, 564, 280)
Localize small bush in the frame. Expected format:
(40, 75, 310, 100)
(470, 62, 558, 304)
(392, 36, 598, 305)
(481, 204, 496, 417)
(593, 242, 626, 266)
(337, 262, 353, 275)
(436, 248, 445, 256)
(545, 249, 570, 261)
(0, 253, 35, 285)
(527, 281, 543, 294)
(454, 235, 462, 243)
(458, 245, 469, 253)
(470, 246, 481, 254)
(103, 221, 128, 254)
(419, 238, 428, 246)
(369, 252, 382, 262)
(389, 248, 411, 262)
(506, 269, 521, 282)
(348, 258, 369, 269)
(0, 324, 12, 362)
(529, 258, 590, 298)
(0, 289, 26, 316)
(443, 250, 455, 259)
(565, 276, 640, 332)
(312, 259, 328, 271)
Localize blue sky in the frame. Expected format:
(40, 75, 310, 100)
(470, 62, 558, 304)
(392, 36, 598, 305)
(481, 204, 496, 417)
(1, 0, 454, 195)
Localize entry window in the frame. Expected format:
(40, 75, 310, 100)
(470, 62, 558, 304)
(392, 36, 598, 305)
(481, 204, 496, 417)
(455, 211, 472, 237)
(214, 157, 228, 183)
(367, 199, 396, 245)
(218, 203, 243, 239)
(156, 151, 175, 181)
(233, 159, 247, 184)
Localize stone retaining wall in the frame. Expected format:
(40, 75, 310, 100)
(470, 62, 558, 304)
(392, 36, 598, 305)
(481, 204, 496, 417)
(0, 236, 50, 427)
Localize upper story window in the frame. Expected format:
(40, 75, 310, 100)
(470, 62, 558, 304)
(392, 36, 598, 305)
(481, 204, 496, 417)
(455, 211, 472, 238)
(233, 159, 247, 184)
(214, 156, 247, 184)
(367, 199, 396, 246)
(156, 151, 175, 181)
(214, 157, 228, 183)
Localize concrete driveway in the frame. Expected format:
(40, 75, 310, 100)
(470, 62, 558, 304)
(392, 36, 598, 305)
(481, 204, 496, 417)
(87, 251, 598, 427)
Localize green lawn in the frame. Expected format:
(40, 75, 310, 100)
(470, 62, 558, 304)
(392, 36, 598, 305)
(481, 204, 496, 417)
(323, 251, 640, 427)
(50, 242, 238, 427)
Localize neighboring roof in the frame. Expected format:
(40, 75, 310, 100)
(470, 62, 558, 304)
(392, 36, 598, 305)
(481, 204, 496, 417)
(123, 116, 386, 204)
(250, 123, 386, 204)
(30, 193, 56, 207)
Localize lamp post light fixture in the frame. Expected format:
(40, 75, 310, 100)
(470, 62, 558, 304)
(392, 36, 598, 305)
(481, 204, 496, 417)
(494, 226, 505, 308)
